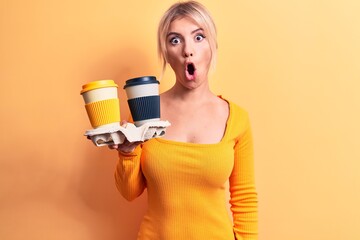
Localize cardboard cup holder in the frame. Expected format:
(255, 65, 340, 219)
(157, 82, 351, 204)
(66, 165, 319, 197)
(84, 120, 171, 147)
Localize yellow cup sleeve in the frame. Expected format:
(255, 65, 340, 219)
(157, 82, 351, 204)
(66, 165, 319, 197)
(85, 98, 120, 128)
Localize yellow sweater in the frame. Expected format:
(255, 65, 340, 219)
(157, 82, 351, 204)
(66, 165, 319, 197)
(115, 99, 258, 240)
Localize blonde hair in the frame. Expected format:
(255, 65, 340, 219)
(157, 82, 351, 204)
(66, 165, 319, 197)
(157, 1, 218, 78)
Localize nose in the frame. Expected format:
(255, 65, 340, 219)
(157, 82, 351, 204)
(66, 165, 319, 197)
(183, 41, 194, 58)
(184, 52, 193, 57)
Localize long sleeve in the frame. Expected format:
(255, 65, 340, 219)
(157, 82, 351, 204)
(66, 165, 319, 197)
(114, 145, 146, 201)
(229, 114, 258, 240)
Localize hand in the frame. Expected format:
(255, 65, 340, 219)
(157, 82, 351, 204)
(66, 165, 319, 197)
(108, 120, 142, 153)
(108, 140, 142, 153)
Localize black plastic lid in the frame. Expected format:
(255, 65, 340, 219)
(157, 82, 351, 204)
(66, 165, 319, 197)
(123, 76, 159, 89)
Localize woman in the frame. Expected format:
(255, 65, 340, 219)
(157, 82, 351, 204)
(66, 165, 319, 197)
(110, 1, 258, 239)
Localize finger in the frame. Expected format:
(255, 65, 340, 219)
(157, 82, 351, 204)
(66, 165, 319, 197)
(117, 141, 139, 153)
(120, 120, 128, 127)
(131, 141, 142, 146)
(108, 144, 118, 150)
(117, 145, 134, 153)
(121, 140, 131, 147)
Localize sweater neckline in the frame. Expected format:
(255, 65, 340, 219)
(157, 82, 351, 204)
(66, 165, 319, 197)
(155, 96, 233, 147)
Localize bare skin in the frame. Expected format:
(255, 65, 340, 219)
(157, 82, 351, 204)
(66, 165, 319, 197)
(160, 89, 228, 144)
(160, 17, 228, 144)
(110, 16, 228, 152)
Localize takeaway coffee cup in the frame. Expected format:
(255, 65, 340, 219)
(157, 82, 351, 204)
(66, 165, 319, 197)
(80, 80, 120, 128)
(123, 76, 160, 127)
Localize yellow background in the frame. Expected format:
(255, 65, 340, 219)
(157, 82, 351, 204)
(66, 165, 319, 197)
(1, 0, 359, 239)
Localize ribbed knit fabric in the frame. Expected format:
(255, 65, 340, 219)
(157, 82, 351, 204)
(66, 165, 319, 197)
(114, 99, 258, 240)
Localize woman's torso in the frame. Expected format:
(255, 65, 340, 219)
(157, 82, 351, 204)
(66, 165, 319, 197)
(136, 98, 243, 239)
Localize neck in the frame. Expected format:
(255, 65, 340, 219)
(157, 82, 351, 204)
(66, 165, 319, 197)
(169, 80, 214, 104)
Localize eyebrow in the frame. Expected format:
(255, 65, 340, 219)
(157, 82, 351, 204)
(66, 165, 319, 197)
(166, 28, 204, 38)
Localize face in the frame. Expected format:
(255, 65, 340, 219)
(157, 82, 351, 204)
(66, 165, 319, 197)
(166, 16, 212, 89)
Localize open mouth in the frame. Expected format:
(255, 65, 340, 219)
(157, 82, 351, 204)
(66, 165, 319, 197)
(187, 63, 195, 75)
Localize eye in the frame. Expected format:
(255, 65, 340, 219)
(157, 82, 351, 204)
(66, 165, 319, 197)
(170, 36, 181, 45)
(195, 34, 205, 42)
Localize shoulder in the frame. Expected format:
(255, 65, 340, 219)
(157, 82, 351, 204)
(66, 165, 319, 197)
(211, 95, 229, 116)
(220, 96, 251, 138)
(219, 96, 249, 120)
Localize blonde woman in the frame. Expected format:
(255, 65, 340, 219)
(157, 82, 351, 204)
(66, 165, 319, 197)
(110, 1, 258, 239)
